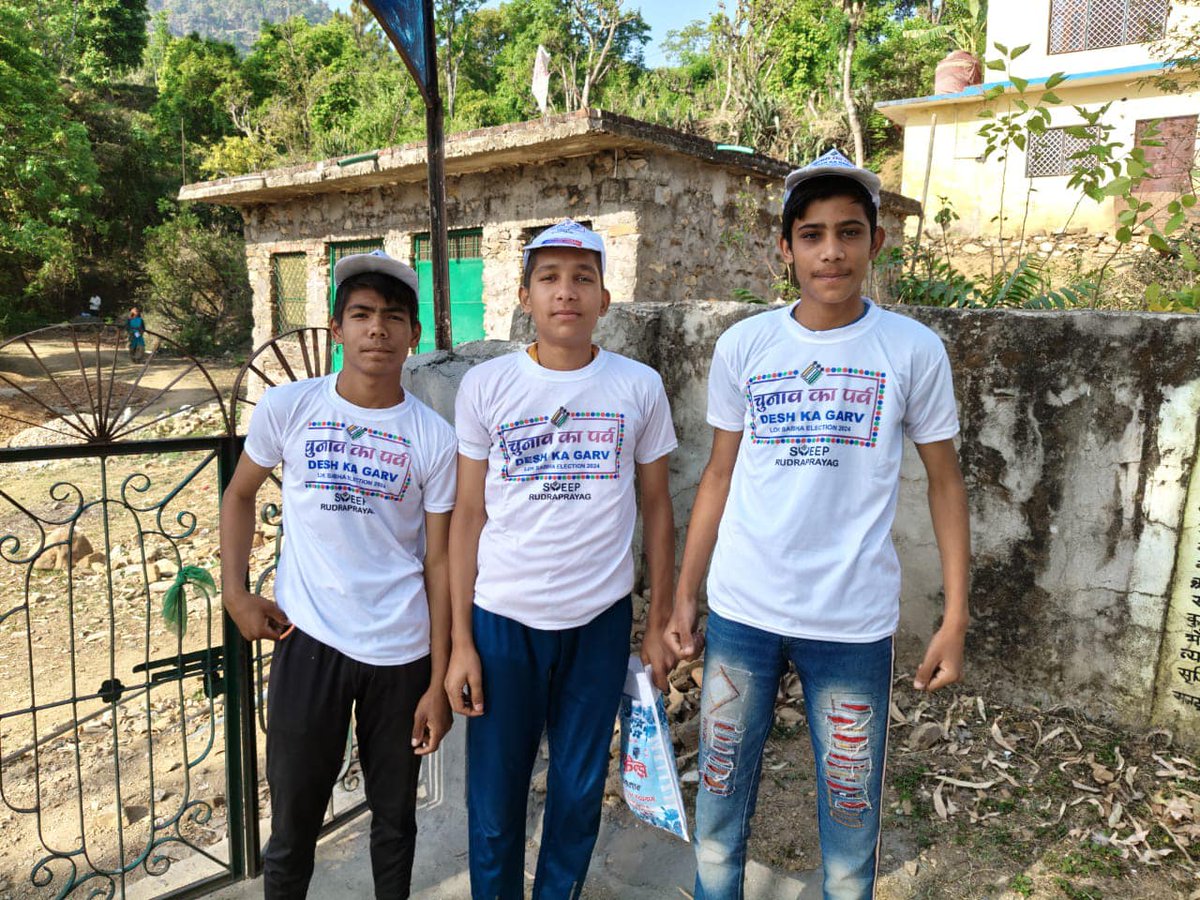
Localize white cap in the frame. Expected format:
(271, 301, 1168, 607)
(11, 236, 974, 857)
(333, 249, 419, 294)
(782, 149, 882, 212)
(522, 219, 606, 274)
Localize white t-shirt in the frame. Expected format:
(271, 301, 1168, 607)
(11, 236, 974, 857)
(455, 349, 678, 629)
(706, 301, 959, 642)
(243, 374, 457, 665)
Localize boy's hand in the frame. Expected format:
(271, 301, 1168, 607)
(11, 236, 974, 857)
(223, 588, 289, 642)
(640, 625, 676, 692)
(412, 686, 453, 755)
(444, 645, 485, 716)
(664, 597, 705, 661)
(914, 625, 966, 692)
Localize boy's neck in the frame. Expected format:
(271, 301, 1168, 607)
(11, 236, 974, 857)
(334, 370, 404, 409)
(528, 341, 597, 371)
(793, 295, 867, 331)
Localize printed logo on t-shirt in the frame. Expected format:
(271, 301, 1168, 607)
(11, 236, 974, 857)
(303, 420, 414, 503)
(745, 365, 886, 449)
(497, 411, 624, 481)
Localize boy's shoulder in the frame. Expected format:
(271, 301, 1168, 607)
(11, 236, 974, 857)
(600, 348, 663, 384)
(260, 373, 330, 413)
(404, 392, 456, 441)
(716, 304, 791, 350)
(873, 305, 950, 352)
(460, 349, 523, 386)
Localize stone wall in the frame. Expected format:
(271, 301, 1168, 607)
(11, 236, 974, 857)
(238, 151, 917, 344)
(404, 301, 1200, 741)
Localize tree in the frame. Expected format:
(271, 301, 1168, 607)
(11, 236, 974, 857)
(141, 204, 251, 353)
(14, 0, 149, 81)
(152, 32, 244, 179)
(837, 0, 867, 165)
(561, 0, 649, 110)
(436, 0, 484, 120)
(0, 5, 100, 329)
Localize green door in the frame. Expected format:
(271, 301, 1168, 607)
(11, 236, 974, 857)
(328, 239, 385, 371)
(413, 229, 485, 354)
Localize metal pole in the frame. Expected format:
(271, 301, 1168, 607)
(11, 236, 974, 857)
(423, 0, 453, 351)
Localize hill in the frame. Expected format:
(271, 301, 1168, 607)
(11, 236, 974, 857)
(149, 0, 334, 54)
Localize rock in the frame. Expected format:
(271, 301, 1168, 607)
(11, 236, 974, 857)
(154, 559, 179, 580)
(908, 721, 944, 751)
(124, 804, 149, 825)
(904, 859, 919, 876)
(961, 242, 986, 254)
(1039, 241, 1055, 253)
(33, 527, 94, 570)
(82, 551, 106, 566)
(776, 707, 803, 727)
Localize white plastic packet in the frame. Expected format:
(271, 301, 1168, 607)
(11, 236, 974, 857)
(618, 654, 690, 841)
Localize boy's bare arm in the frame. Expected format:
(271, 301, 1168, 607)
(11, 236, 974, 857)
(445, 454, 488, 716)
(913, 438, 971, 692)
(413, 510, 453, 754)
(219, 456, 290, 641)
(636, 455, 676, 690)
(665, 428, 742, 659)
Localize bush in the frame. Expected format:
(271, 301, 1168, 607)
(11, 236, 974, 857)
(141, 203, 251, 355)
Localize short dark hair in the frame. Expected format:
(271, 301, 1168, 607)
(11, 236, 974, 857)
(332, 271, 419, 324)
(521, 248, 605, 290)
(781, 174, 878, 244)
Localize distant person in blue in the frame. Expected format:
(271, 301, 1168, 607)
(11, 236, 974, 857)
(126, 306, 145, 361)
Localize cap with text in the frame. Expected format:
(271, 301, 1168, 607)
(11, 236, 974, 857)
(522, 219, 607, 274)
(333, 249, 419, 294)
(782, 149, 882, 212)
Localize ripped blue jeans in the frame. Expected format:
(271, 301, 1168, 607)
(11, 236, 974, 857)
(694, 611, 893, 900)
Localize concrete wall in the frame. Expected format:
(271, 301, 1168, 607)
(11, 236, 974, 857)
(987, 0, 1200, 81)
(404, 301, 1200, 740)
(895, 80, 1200, 237)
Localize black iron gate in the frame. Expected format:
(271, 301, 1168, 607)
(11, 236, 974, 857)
(0, 324, 403, 898)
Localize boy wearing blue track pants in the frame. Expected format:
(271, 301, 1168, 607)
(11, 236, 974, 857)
(665, 150, 971, 900)
(445, 220, 678, 899)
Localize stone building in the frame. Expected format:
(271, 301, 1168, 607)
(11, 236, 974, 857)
(180, 110, 919, 351)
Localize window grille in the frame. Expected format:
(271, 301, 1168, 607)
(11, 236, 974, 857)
(1049, 0, 1169, 53)
(271, 253, 308, 333)
(412, 230, 483, 262)
(1025, 126, 1102, 177)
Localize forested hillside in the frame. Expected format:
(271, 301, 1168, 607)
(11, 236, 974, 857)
(147, 0, 333, 54)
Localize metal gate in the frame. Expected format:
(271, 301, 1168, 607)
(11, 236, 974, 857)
(0, 324, 437, 897)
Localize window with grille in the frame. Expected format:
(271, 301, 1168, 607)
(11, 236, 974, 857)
(412, 230, 482, 261)
(1025, 125, 1102, 177)
(271, 253, 307, 334)
(1049, 0, 1169, 53)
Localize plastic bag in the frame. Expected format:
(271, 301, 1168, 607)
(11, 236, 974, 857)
(618, 654, 689, 841)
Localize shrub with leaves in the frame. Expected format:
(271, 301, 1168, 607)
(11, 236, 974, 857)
(141, 203, 251, 355)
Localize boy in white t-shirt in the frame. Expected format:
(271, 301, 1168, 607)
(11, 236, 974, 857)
(665, 150, 971, 899)
(445, 220, 678, 898)
(220, 251, 456, 898)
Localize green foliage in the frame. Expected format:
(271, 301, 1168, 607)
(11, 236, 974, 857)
(0, 5, 101, 331)
(141, 203, 252, 354)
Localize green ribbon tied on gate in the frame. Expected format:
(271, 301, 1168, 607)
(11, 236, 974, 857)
(162, 565, 216, 638)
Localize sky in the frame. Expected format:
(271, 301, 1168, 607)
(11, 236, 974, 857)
(325, 0, 722, 68)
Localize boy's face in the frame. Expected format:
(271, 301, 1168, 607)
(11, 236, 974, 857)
(330, 286, 419, 378)
(778, 195, 886, 310)
(518, 247, 610, 347)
